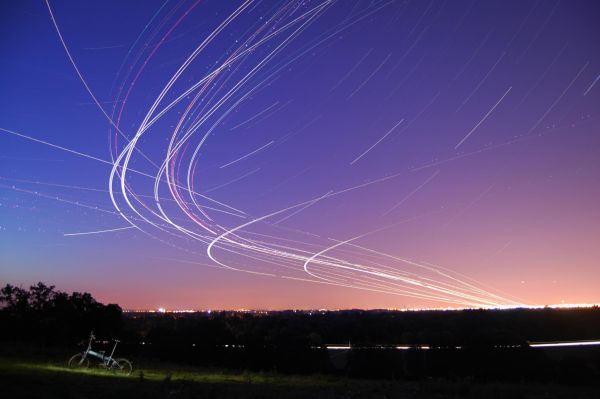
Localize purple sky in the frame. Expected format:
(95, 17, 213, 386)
(1, 0, 599, 309)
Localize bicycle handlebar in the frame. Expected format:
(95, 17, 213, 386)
(86, 331, 121, 345)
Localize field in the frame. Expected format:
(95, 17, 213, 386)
(0, 357, 597, 399)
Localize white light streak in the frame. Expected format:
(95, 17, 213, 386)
(64, 226, 136, 236)
(382, 170, 440, 216)
(454, 86, 512, 150)
(583, 73, 599, 96)
(220, 141, 275, 168)
(528, 61, 589, 133)
(350, 119, 404, 165)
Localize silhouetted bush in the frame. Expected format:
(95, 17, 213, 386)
(0, 282, 122, 345)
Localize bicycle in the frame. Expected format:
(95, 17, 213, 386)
(68, 331, 133, 376)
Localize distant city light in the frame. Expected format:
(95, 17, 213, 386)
(121, 303, 598, 314)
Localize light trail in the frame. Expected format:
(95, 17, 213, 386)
(455, 51, 506, 112)
(529, 340, 600, 348)
(220, 141, 275, 168)
(326, 340, 600, 350)
(454, 86, 512, 150)
(452, 28, 493, 82)
(387, 24, 429, 77)
(347, 52, 392, 100)
(272, 190, 333, 225)
(330, 48, 373, 92)
(45, 0, 158, 168)
(229, 101, 280, 130)
(0, 127, 110, 165)
(350, 119, 404, 165)
(515, 0, 560, 64)
(64, 226, 136, 236)
(583, 73, 599, 96)
(441, 183, 495, 228)
(518, 42, 568, 106)
(203, 168, 261, 194)
(45, 0, 119, 131)
(387, 92, 440, 139)
(0, 127, 246, 217)
(528, 61, 589, 133)
(382, 170, 440, 216)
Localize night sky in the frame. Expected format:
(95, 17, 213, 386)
(1, 0, 599, 310)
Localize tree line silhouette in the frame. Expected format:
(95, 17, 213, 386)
(0, 282, 122, 344)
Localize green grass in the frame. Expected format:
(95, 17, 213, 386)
(7, 358, 335, 387)
(0, 357, 597, 399)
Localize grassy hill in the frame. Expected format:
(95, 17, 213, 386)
(1, 357, 597, 399)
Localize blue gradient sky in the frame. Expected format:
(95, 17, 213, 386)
(1, 0, 599, 309)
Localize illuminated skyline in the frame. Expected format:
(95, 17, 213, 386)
(1, 1, 599, 309)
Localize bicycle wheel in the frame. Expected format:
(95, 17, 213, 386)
(68, 353, 89, 369)
(111, 358, 132, 376)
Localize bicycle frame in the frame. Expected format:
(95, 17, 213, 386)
(69, 331, 132, 376)
(80, 332, 120, 368)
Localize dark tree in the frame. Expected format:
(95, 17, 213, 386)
(0, 282, 123, 344)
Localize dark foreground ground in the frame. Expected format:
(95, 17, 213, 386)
(1, 357, 597, 399)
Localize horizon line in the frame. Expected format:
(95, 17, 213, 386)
(122, 303, 600, 314)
